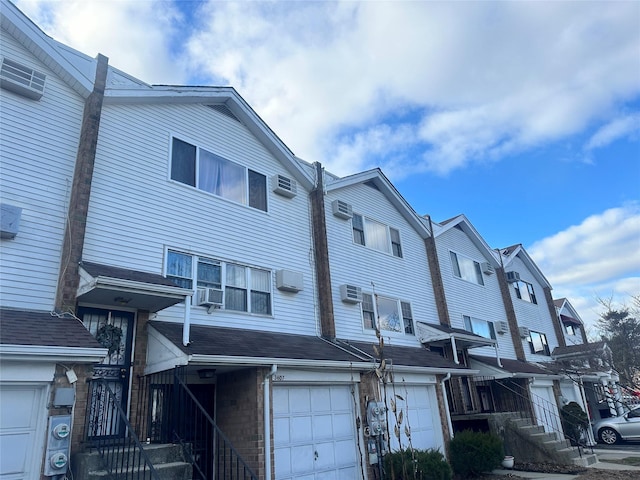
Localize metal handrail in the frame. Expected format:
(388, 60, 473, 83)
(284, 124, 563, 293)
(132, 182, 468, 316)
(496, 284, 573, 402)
(171, 373, 259, 480)
(496, 379, 593, 456)
(86, 378, 160, 480)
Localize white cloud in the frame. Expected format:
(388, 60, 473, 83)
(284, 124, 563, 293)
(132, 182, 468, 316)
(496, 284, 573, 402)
(529, 204, 640, 333)
(14, 1, 640, 178)
(585, 113, 640, 151)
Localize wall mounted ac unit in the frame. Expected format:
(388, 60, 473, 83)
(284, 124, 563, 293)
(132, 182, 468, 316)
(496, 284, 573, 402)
(272, 174, 297, 198)
(481, 262, 495, 275)
(276, 269, 303, 292)
(518, 326, 530, 338)
(332, 199, 353, 219)
(495, 320, 509, 334)
(340, 284, 362, 303)
(197, 287, 223, 307)
(505, 271, 521, 283)
(0, 58, 46, 100)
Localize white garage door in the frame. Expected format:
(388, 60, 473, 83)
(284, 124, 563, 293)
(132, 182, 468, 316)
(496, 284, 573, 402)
(0, 385, 47, 480)
(386, 384, 443, 452)
(530, 384, 561, 434)
(273, 385, 360, 480)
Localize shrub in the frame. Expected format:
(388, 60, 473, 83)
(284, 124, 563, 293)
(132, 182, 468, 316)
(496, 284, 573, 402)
(561, 401, 589, 445)
(448, 430, 504, 478)
(383, 448, 452, 480)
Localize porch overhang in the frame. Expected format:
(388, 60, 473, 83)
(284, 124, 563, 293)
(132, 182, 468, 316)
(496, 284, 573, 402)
(469, 355, 560, 380)
(77, 261, 192, 312)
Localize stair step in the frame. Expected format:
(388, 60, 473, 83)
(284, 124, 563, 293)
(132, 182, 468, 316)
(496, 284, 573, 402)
(572, 454, 598, 467)
(84, 461, 192, 480)
(556, 447, 581, 459)
(519, 424, 545, 435)
(543, 438, 571, 449)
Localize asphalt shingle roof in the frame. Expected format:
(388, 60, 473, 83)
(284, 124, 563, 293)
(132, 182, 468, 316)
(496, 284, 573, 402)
(470, 355, 552, 375)
(81, 261, 179, 287)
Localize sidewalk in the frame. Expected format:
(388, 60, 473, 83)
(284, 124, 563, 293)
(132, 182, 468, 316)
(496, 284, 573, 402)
(491, 448, 640, 479)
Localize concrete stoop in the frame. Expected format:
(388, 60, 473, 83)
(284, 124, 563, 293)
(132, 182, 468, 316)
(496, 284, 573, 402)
(72, 443, 192, 480)
(507, 416, 597, 468)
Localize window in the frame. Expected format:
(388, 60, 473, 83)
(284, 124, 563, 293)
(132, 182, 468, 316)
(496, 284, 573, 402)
(565, 324, 577, 336)
(166, 250, 271, 315)
(514, 280, 537, 304)
(450, 252, 484, 285)
(361, 293, 414, 335)
(528, 330, 550, 356)
(463, 315, 496, 340)
(170, 137, 267, 211)
(352, 214, 402, 257)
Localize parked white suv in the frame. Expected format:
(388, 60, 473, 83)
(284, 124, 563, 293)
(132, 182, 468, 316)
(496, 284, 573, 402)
(592, 406, 640, 444)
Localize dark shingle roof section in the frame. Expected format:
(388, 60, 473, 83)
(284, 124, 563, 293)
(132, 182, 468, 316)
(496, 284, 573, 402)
(552, 341, 605, 357)
(470, 355, 552, 375)
(81, 261, 179, 287)
(343, 340, 467, 370)
(0, 308, 102, 348)
(150, 321, 364, 363)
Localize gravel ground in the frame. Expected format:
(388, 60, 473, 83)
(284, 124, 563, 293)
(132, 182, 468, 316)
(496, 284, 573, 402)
(473, 462, 640, 480)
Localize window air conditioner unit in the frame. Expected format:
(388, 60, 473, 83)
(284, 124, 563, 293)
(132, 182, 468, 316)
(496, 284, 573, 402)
(495, 321, 509, 334)
(332, 200, 353, 219)
(272, 174, 297, 198)
(0, 58, 46, 100)
(481, 262, 495, 275)
(505, 271, 520, 283)
(276, 269, 303, 292)
(197, 287, 223, 307)
(518, 326, 530, 338)
(340, 284, 362, 303)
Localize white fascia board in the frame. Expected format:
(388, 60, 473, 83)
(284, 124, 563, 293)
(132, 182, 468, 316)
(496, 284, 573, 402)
(0, 344, 107, 363)
(327, 169, 430, 239)
(1, 0, 94, 96)
(94, 276, 193, 297)
(434, 215, 499, 266)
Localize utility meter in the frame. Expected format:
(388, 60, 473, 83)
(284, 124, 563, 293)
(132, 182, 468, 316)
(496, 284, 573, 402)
(49, 452, 68, 470)
(53, 423, 70, 439)
(44, 415, 72, 476)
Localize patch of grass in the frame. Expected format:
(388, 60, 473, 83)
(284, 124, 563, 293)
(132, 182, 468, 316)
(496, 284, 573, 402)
(602, 457, 640, 467)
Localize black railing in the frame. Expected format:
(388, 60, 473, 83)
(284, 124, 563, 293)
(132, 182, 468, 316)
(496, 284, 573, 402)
(136, 368, 259, 480)
(495, 379, 593, 457)
(86, 378, 160, 480)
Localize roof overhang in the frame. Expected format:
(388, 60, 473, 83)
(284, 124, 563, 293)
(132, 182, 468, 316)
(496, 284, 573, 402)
(0, 344, 107, 363)
(416, 322, 496, 349)
(77, 264, 192, 312)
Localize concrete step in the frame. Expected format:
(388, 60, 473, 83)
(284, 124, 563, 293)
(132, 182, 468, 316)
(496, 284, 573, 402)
(83, 461, 192, 480)
(556, 447, 581, 460)
(572, 453, 598, 467)
(543, 438, 571, 450)
(518, 424, 545, 435)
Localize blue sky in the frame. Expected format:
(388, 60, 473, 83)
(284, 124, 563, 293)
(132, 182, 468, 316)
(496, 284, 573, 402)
(16, 0, 640, 334)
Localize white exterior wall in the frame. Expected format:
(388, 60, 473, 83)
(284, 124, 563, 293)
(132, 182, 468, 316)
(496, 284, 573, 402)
(0, 31, 84, 310)
(82, 102, 318, 336)
(435, 227, 517, 360)
(325, 185, 438, 347)
(507, 256, 560, 363)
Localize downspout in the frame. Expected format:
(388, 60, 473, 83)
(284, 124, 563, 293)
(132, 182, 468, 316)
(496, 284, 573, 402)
(450, 336, 459, 364)
(494, 343, 503, 368)
(264, 364, 277, 480)
(182, 295, 191, 346)
(441, 373, 454, 439)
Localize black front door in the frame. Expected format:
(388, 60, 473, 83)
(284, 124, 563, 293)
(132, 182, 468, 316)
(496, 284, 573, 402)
(80, 307, 134, 440)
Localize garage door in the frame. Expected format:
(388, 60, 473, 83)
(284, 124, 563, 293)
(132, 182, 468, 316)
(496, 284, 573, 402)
(530, 384, 560, 434)
(273, 385, 360, 480)
(386, 384, 443, 452)
(0, 385, 47, 480)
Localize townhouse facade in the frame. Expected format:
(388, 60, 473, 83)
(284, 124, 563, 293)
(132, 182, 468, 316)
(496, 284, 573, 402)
(0, 2, 621, 479)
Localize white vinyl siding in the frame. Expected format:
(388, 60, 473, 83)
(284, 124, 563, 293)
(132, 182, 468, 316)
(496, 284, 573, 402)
(0, 32, 85, 310)
(435, 226, 516, 360)
(82, 102, 316, 335)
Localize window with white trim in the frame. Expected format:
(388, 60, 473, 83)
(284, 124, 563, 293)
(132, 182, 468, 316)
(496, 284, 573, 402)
(565, 324, 577, 336)
(514, 280, 537, 304)
(166, 250, 271, 315)
(361, 293, 414, 334)
(463, 315, 496, 340)
(352, 214, 402, 257)
(528, 330, 550, 356)
(170, 137, 267, 211)
(450, 251, 484, 285)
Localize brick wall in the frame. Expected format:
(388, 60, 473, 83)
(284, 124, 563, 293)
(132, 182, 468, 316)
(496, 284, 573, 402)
(215, 367, 265, 478)
(128, 311, 150, 438)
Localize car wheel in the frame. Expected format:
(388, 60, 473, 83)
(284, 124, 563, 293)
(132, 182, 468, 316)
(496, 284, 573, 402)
(599, 427, 621, 445)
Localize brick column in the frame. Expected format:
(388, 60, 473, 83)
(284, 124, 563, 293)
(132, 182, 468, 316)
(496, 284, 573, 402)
(544, 287, 566, 348)
(55, 54, 109, 312)
(424, 225, 450, 326)
(496, 266, 526, 361)
(310, 162, 336, 339)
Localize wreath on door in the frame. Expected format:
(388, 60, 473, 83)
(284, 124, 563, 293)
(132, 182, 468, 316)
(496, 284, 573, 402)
(96, 324, 123, 356)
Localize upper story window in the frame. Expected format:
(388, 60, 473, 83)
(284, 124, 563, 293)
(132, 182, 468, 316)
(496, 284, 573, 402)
(352, 214, 402, 258)
(565, 324, 577, 336)
(450, 251, 484, 285)
(171, 137, 267, 211)
(463, 315, 496, 340)
(514, 280, 537, 304)
(528, 330, 550, 356)
(362, 293, 414, 334)
(166, 250, 271, 315)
